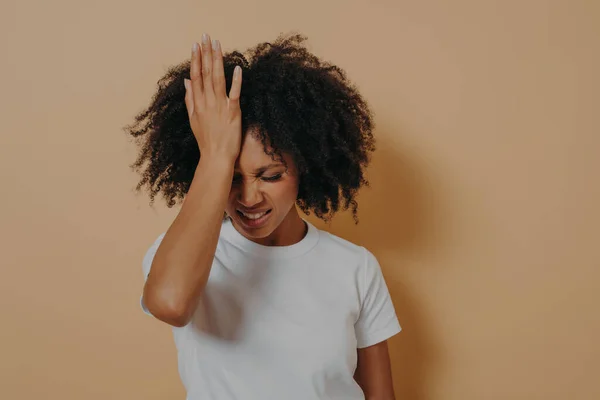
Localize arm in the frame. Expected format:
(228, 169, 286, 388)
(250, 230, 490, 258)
(142, 34, 243, 327)
(354, 341, 396, 400)
(353, 249, 402, 398)
(143, 158, 233, 327)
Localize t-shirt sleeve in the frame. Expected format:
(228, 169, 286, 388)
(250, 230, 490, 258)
(354, 248, 402, 348)
(140, 233, 166, 315)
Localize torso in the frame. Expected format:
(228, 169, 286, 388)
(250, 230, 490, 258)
(143, 219, 401, 400)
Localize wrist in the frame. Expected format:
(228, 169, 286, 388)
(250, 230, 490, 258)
(195, 154, 235, 178)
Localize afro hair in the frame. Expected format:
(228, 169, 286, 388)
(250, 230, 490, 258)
(125, 33, 375, 222)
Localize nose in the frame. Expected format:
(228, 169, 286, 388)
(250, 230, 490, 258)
(237, 181, 263, 208)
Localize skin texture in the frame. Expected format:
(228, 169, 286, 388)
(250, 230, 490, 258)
(132, 33, 395, 398)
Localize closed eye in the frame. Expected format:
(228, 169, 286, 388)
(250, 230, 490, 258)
(261, 174, 282, 182)
(232, 173, 283, 184)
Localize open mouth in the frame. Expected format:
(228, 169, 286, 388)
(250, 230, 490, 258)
(236, 209, 272, 228)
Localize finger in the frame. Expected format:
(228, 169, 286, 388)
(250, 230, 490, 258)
(228, 66, 242, 109)
(190, 42, 204, 108)
(212, 39, 226, 102)
(201, 33, 215, 103)
(184, 79, 194, 118)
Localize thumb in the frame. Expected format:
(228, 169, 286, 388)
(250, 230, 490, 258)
(184, 78, 194, 117)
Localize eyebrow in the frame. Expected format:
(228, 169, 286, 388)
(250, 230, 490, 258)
(234, 163, 285, 175)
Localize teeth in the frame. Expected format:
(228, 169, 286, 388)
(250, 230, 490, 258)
(240, 210, 268, 220)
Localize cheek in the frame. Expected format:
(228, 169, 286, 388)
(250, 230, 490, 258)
(226, 187, 240, 213)
(227, 187, 236, 203)
(268, 179, 299, 206)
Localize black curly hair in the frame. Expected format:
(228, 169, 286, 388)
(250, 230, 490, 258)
(125, 33, 375, 223)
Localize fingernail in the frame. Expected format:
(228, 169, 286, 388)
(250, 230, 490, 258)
(212, 39, 219, 50)
(192, 42, 199, 53)
(234, 66, 241, 77)
(184, 79, 190, 90)
(202, 33, 209, 44)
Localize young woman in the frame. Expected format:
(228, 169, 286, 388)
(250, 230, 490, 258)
(127, 32, 401, 400)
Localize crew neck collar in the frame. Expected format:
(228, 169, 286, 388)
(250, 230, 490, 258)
(220, 217, 320, 259)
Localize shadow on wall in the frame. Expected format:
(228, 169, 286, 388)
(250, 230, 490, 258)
(316, 134, 441, 400)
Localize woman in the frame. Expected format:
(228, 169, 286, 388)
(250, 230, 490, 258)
(127, 32, 401, 399)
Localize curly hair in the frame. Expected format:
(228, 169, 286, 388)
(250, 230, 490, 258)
(125, 33, 375, 222)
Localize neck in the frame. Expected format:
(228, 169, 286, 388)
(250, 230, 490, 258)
(255, 207, 307, 246)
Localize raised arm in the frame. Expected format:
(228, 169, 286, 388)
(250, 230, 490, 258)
(142, 34, 243, 327)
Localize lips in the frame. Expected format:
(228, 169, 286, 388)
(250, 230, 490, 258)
(237, 209, 270, 220)
(236, 208, 272, 228)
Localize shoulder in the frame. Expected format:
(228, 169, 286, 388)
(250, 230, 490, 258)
(313, 227, 387, 292)
(315, 227, 376, 268)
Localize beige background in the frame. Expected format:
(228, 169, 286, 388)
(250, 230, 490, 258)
(1, 0, 599, 399)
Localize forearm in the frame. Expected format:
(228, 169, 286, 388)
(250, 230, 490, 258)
(143, 156, 233, 326)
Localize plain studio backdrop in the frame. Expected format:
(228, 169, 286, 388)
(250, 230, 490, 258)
(1, 1, 598, 399)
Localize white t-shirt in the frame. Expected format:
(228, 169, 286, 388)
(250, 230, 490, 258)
(141, 218, 401, 400)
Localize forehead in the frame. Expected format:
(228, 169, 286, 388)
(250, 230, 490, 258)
(235, 133, 291, 172)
